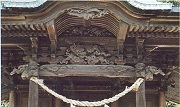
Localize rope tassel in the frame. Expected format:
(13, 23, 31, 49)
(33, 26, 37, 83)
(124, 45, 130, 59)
(30, 77, 144, 107)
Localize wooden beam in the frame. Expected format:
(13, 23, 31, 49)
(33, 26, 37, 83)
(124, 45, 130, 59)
(9, 90, 16, 107)
(46, 20, 57, 53)
(136, 81, 146, 107)
(39, 65, 136, 77)
(28, 80, 39, 107)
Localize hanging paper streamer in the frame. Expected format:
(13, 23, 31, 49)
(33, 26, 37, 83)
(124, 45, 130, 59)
(104, 104, 109, 107)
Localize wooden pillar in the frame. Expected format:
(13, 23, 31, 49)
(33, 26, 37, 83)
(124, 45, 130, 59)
(159, 91, 166, 107)
(28, 80, 39, 107)
(136, 81, 146, 107)
(9, 90, 15, 107)
(55, 98, 62, 107)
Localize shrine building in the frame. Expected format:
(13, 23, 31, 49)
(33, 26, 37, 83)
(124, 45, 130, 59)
(1, 0, 179, 107)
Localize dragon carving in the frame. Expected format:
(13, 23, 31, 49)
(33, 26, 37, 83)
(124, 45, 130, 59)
(10, 60, 39, 80)
(58, 44, 114, 65)
(135, 63, 165, 80)
(67, 8, 109, 20)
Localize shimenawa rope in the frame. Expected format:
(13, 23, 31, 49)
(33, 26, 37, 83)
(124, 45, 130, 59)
(30, 77, 144, 107)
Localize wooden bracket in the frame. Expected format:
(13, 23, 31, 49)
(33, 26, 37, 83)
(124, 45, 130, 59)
(136, 37, 145, 62)
(117, 21, 128, 53)
(135, 63, 165, 80)
(47, 20, 57, 63)
(47, 20, 57, 54)
(30, 37, 38, 60)
(117, 21, 129, 64)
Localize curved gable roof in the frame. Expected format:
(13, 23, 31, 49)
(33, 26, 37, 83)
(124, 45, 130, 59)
(1, 0, 173, 10)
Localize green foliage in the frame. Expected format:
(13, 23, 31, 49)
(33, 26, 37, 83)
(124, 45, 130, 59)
(1, 100, 9, 107)
(167, 102, 180, 107)
(157, 0, 180, 6)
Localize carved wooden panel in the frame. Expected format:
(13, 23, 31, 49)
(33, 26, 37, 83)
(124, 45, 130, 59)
(39, 65, 135, 77)
(60, 25, 114, 37)
(58, 37, 116, 46)
(56, 44, 116, 65)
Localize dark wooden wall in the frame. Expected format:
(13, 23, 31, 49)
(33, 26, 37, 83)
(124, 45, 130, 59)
(15, 90, 158, 107)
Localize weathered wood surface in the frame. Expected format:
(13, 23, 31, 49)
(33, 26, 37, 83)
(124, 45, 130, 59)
(39, 65, 135, 77)
(159, 91, 166, 107)
(136, 81, 146, 107)
(111, 91, 120, 107)
(10, 60, 164, 79)
(9, 90, 15, 107)
(58, 37, 116, 46)
(28, 80, 39, 107)
(55, 98, 61, 107)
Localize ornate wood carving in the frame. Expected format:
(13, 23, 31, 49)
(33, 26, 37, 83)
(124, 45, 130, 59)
(10, 60, 39, 80)
(135, 63, 165, 80)
(10, 59, 166, 79)
(67, 8, 109, 20)
(39, 64, 135, 77)
(57, 44, 115, 65)
(60, 25, 114, 37)
(54, 44, 127, 65)
(58, 37, 116, 46)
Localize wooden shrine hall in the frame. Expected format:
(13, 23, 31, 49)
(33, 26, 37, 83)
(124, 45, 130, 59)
(1, 1, 179, 107)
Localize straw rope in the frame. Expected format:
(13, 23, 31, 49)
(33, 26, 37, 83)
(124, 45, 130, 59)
(30, 77, 144, 107)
